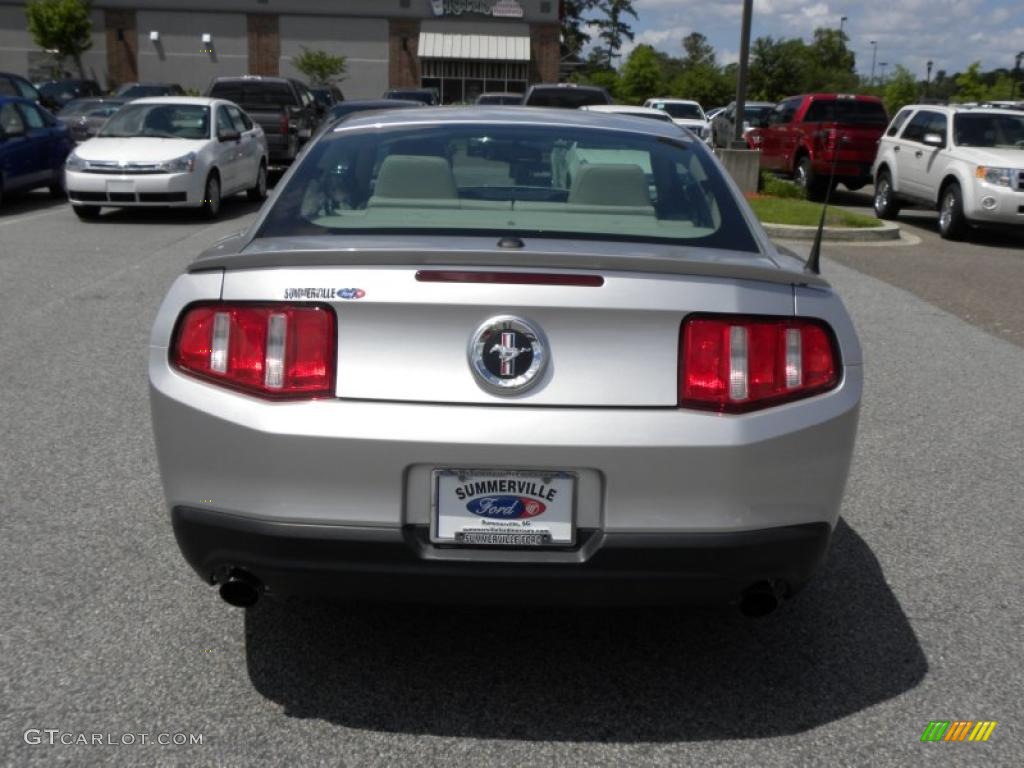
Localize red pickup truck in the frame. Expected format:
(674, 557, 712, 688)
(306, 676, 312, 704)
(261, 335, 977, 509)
(747, 93, 888, 199)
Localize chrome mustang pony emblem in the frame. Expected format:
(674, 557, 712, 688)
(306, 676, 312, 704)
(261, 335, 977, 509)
(469, 316, 548, 394)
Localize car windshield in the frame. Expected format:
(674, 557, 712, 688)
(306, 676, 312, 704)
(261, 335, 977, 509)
(98, 104, 210, 139)
(256, 122, 758, 252)
(745, 105, 774, 120)
(658, 103, 704, 120)
(953, 113, 1024, 148)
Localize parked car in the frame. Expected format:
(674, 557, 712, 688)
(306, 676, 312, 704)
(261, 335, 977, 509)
(56, 98, 126, 142)
(0, 96, 73, 207)
(579, 104, 675, 124)
(0, 71, 58, 110)
(643, 98, 712, 142)
(382, 88, 439, 106)
(206, 76, 319, 168)
(521, 83, 612, 108)
(114, 82, 185, 99)
(711, 100, 775, 149)
(872, 104, 1024, 240)
(311, 85, 344, 111)
(64, 97, 268, 220)
(475, 92, 523, 105)
(37, 79, 103, 109)
(748, 94, 888, 200)
(148, 107, 862, 616)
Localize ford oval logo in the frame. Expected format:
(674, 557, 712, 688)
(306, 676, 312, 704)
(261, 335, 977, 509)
(466, 496, 546, 519)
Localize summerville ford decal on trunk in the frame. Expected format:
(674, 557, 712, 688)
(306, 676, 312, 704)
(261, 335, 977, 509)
(466, 496, 547, 519)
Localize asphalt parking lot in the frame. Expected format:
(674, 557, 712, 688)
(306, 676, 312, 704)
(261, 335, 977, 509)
(1, 194, 1022, 766)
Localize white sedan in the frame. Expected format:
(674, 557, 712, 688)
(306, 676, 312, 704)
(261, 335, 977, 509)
(65, 97, 268, 220)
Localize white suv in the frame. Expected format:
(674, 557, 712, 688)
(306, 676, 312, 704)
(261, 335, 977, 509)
(643, 98, 712, 143)
(872, 105, 1024, 239)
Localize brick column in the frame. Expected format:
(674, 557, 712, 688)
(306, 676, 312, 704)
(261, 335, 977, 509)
(389, 19, 421, 88)
(105, 9, 137, 89)
(247, 14, 280, 76)
(529, 23, 560, 84)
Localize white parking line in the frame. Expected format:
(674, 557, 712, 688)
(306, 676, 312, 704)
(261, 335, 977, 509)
(0, 207, 65, 228)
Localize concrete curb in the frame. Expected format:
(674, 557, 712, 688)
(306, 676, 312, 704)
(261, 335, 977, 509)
(761, 220, 901, 242)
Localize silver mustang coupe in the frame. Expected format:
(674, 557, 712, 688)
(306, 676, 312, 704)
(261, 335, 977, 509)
(148, 108, 862, 616)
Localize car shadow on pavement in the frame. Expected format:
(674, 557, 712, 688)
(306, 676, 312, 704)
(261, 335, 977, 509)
(0, 191, 67, 218)
(244, 519, 927, 742)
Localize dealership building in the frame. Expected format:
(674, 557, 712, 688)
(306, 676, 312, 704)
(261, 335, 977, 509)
(0, 0, 560, 101)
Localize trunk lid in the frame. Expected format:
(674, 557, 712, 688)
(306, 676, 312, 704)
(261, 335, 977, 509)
(214, 237, 805, 407)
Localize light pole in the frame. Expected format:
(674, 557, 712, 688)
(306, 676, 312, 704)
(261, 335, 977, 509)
(869, 40, 878, 85)
(1015, 52, 1024, 99)
(839, 15, 848, 37)
(879, 62, 888, 83)
(731, 0, 754, 148)
(926, 59, 933, 99)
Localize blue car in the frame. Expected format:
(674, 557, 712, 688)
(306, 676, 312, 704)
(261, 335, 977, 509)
(0, 96, 72, 208)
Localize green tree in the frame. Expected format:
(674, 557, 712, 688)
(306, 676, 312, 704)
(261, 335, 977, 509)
(292, 47, 347, 87)
(749, 36, 811, 100)
(883, 65, 918, 114)
(592, 0, 637, 67)
(953, 62, 987, 103)
(805, 28, 858, 91)
(681, 32, 716, 69)
(25, 0, 92, 79)
(618, 44, 663, 104)
(560, 0, 600, 60)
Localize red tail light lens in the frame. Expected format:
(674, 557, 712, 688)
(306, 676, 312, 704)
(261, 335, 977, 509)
(172, 303, 335, 399)
(279, 110, 290, 136)
(680, 315, 839, 412)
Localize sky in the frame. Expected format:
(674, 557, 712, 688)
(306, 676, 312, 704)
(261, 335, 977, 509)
(613, 0, 1024, 79)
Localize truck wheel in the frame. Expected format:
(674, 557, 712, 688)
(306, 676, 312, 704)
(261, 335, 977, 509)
(938, 182, 967, 240)
(873, 171, 901, 219)
(795, 156, 827, 202)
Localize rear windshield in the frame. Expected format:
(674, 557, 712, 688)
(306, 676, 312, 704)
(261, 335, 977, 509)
(804, 99, 887, 124)
(209, 81, 298, 109)
(953, 113, 1024, 148)
(525, 88, 609, 108)
(656, 103, 704, 120)
(256, 122, 758, 252)
(477, 94, 522, 105)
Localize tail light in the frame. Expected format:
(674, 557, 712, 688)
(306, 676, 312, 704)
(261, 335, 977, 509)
(172, 303, 335, 399)
(680, 315, 840, 413)
(279, 110, 290, 136)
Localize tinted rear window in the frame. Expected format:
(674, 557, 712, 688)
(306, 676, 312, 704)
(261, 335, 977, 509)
(525, 88, 610, 108)
(256, 122, 757, 253)
(804, 99, 887, 124)
(209, 81, 298, 108)
(657, 103, 704, 120)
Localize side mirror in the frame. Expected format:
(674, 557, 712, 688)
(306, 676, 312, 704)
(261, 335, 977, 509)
(922, 132, 945, 148)
(218, 129, 241, 142)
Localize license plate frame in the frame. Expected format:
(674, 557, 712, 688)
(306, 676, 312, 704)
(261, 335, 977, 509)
(431, 468, 577, 547)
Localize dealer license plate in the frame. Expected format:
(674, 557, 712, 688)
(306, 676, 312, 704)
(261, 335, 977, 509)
(432, 469, 575, 547)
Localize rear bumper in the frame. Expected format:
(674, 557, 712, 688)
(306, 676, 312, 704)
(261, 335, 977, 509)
(172, 505, 833, 604)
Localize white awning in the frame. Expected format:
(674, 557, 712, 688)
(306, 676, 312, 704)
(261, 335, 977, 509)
(418, 32, 530, 61)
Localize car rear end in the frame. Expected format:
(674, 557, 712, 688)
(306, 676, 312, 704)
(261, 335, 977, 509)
(207, 78, 300, 168)
(149, 109, 861, 612)
(805, 95, 888, 186)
